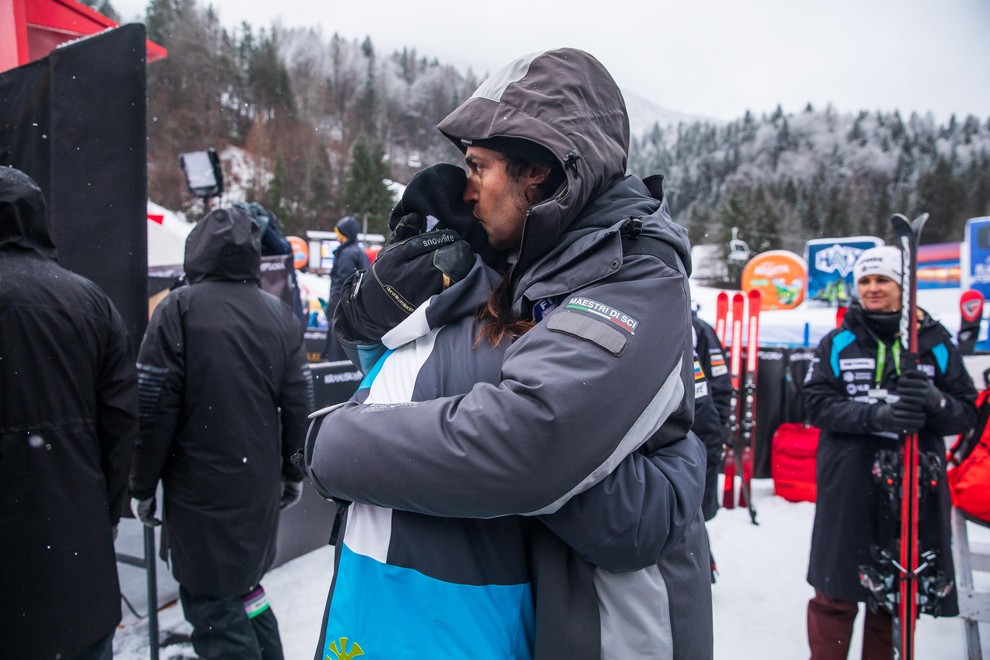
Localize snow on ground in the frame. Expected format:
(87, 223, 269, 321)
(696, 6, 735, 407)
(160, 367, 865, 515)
(112, 479, 990, 659)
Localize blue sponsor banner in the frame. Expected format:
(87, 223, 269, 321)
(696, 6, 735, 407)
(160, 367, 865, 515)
(804, 236, 883, 307)
(964, 217, 990, 296)
(963, 217, 990, 351)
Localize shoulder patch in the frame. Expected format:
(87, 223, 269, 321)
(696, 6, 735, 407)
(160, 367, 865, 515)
(563, 296, 639, 334)
(547, 310, 627, 356)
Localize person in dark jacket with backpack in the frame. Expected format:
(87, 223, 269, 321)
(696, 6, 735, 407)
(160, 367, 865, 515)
(803, 245, 976, 659)
(323, 215, 370, 360)
(0, 166, 138, 660)
(129, 207, 313, 660)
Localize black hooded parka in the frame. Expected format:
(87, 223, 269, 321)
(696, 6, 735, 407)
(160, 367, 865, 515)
(803, 301, 977, 611)
(129, 207, 312, 596)
(0, 166, 138, 658)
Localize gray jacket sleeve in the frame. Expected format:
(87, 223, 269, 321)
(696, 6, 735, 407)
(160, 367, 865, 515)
(305, 263, 693, 519)
(537, 432, 706, 572)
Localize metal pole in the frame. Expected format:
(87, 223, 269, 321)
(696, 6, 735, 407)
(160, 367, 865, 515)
(144, 525, 159, 660)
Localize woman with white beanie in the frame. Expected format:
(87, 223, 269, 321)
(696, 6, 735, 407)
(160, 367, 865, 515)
(802, 245, 977, 658)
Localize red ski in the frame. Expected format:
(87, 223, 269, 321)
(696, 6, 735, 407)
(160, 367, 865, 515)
(722, 293, 744, 510)
(738, 289, 761, 521)
(836, 305, 848, 328)
(715, 291, 729, 346)
(722, 292, 757, 523)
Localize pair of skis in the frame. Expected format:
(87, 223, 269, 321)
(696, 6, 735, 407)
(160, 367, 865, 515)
(715, 289, 760, 525)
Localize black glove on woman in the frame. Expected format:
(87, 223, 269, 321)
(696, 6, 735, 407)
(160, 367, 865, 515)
(896, 369, 946, 415)
(870, 400, 926, 434)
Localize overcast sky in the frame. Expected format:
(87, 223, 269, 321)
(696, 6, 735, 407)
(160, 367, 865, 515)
(114, 0, 989, 123)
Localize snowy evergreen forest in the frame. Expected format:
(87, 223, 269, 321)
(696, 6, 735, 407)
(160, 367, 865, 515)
(631, 107, 990, 257)
(114, 0, 990, 243)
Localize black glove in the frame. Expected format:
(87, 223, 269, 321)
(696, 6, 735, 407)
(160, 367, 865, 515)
(131, 496, 161, 527)
(388, 212, 428, 245)
(870, 401, 926, 434)
(896, 369, 946, 415)
(280, 478, 304, 511)
(387, 164, 489, 253)
(334, 230, 474, 344)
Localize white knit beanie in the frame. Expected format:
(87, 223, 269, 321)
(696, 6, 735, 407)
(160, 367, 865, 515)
(853, 246, 903, 286)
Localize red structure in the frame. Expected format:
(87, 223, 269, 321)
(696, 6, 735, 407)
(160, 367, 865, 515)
(0, 0, 166, 73)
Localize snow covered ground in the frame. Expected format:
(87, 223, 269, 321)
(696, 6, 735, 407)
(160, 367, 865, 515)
(111, 478, 990, 659)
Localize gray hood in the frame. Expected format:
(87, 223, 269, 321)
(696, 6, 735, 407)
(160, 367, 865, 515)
(437, 48, 630, 277)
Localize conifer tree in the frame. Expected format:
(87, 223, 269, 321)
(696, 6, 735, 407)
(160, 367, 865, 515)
(344, 134, 394, 236)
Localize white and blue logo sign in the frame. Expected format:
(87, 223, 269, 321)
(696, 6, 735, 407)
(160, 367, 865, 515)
(804, 236, 883, 306)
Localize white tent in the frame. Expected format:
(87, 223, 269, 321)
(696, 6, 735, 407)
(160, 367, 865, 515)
(146, 200, 193, 267)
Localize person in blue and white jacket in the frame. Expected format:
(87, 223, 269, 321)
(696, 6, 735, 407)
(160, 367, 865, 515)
(305, 48, 712, 659)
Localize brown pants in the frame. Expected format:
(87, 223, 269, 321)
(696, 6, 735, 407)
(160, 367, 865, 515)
(807, 590, 893, 659)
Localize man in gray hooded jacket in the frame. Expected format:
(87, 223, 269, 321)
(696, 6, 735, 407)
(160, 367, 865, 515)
(306, 48, 712, 658)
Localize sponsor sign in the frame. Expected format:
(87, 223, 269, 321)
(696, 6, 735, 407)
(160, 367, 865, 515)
(287, 236, 309, 271)
(741, 250, 807, 310)
(963, 217, 990, 352)
(804, 236, 882, 307)
(917, 242, 960, 289)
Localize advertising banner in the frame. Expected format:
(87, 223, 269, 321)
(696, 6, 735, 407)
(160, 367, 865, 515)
(963, 217, 990, 295)
(917, 242, 960, 289)
(804, 236, 882, 307)
(962, 217, 990, 352)
(287, 235, 309, 270)
(741, 250, 807, 310)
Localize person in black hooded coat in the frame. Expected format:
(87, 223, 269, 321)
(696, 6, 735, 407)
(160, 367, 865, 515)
(129, 206, 313, 659)
(0, 166, 138, 660)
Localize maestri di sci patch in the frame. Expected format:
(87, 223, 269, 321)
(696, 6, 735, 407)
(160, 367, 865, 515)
(564, 297, 640, 334)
